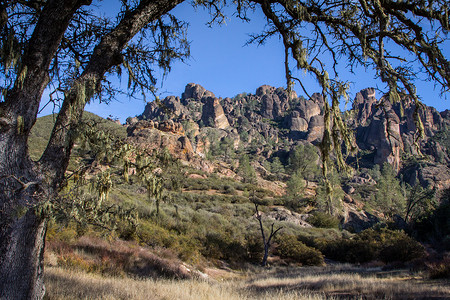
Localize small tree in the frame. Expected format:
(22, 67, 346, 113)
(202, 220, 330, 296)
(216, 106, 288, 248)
(315, 168, 344, 216)
(271, 157, 285, 175)
(288, 144, 320, 187)
(286, 171, 306, 199)
(374, 163, 406, 219)
(253, 202, 283, 267)
(238, 154, 257, 185)
(404, 184, 436, 224)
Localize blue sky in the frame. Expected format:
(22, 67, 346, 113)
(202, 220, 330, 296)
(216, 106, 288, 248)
(42, 1, 449, 122)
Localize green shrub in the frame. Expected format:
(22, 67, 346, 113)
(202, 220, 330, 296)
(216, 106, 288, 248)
(321, 229, 425, 264)
(378, 230, 425, 263)
(222, 185, 237, 195)
(276, 234, 324, 266)
(307, 212, 340, 229)
(245, 232, 264, 263)
(173, 235, 202, 263)
(428, 256, 450, 279)
(321, 236, 378, 263)
(137, 221, 176, 248)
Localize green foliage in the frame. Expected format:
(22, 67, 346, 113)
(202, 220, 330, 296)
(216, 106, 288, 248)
(245, 231, 264, 263)
(270, 157, 285, 175)
(373, 163, 405, 219)
(431, 123, 450, 154)
(321, 228, 425, 264)
(210, 136, 235, 160)
(307, 212, 340, 229)
(404, 184, 436, 224)
(378, 231, 426, 263)
(288, 144, 320, 178)
(413, 188, 450, 250)
(315, 168, 344, 216)
(366, 164, 381, 182)
(28, 112, 126, 161)
(238, 154, 257, 184)
(91, 170, 113, 206)
(275, 234, 324, 266)
(286, 171, 305, 198)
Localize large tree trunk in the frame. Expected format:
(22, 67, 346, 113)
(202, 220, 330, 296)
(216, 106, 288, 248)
(0, 1, 90, 298)
(0, 211, 47, 299)
(1, 1, 184, 298)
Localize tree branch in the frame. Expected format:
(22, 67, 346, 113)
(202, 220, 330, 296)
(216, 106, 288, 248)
(40, 0, 185, 187)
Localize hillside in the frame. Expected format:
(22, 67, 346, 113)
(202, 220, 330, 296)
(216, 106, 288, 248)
(30, 85, 450, 297)
(134, 83, 450, 189)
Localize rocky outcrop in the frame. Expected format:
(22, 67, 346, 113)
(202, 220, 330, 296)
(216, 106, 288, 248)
(401, 162, 450, 190)
(352, 88, 448, 172)
(256, 85, 276, 96)
(353, 88, 377, 125)
(341, 203, 380, 233)
(133, 83, 447, 185)
(307, 115, 325, 143)
(264, 207, 312, 227)
(286, 111, 308, 132)
(296, 98, 321, 122)
(127, 120, 193, 160)
(182, 83, 215, 102)
(201, 97, 230, 129)
(358, 108, 403, 171)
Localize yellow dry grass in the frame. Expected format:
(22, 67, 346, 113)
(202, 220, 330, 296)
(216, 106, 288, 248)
(44, 267, 325, 300)
(44, 265, 450, 300)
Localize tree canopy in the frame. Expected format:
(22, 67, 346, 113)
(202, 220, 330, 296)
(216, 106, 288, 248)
(0, 0, 449, 299)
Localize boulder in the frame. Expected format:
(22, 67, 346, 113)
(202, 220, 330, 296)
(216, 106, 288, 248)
(261, 94, 277, 119)
(296, 99, 321, 122)
(342, 203, 379, 233)
(158, 120, 184, 135)
(307, 115, 325, 143)
(127, 126, 194, 161)
(126, 116, 139, 126)
(264, 207, 312, 227)
(286, 111, 308, 132)
(182, 83, 207, 101)
(140, 96, 187, 120)
(310, 93, 324, 110)
(256, 85, 276, 96)
(201, 97, 230, 129)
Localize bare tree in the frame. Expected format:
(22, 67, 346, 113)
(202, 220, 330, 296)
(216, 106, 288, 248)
(254, 202, 283, 266)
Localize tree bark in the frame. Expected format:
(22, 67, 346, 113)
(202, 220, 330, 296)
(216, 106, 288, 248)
(0, 0, 184, 298)
(0, 1, 88, 298)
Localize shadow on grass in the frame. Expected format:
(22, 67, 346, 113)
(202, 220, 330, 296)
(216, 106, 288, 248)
(244, 264, 450, 300)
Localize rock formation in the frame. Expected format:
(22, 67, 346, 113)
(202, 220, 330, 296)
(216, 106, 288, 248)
(126, 120, 193, 161)
(201, 97, 230, 129)
(132, 82, 449, 189)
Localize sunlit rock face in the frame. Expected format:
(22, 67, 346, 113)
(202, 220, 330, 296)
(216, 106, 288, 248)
(201, 97, 230, 129)
(132, 82, 449, 189)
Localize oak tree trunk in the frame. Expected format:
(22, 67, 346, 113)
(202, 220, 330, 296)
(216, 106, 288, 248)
(0, 1, 88, 298)
(0, 1, 184, 298)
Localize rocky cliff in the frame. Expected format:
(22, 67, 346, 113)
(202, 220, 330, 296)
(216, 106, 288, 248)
(131, 83, 449, 190)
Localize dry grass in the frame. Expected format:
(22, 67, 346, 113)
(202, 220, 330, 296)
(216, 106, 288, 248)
(44, 264, 450, 300)
(246, 265, 450, 299)
(44, 267, 325, 300)
(45, 235, 193, 279)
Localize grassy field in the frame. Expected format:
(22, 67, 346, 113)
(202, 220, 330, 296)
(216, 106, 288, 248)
(44, 264, 450, 300)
